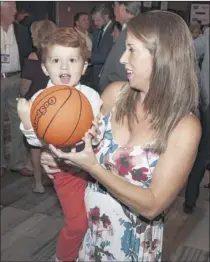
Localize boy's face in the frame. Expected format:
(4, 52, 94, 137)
(41, 45, 87, 87)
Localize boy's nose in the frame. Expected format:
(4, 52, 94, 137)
(61, 63, 68, 70)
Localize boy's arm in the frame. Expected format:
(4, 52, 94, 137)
(20, 123, 44, 147)
(18, 89, 46, 148)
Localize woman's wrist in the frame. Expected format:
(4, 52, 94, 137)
(88, 162, 104, 177)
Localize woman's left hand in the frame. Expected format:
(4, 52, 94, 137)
(49, 133, 99, 173)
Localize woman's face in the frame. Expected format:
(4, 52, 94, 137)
(120, 32, 153, 93)
(112, 25, 120, 42)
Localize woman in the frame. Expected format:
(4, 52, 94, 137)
(20, 20, 56, 193)
(41, 11, 201, 261)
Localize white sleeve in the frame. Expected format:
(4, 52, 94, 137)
(19, 89, 45, 147)
(89, 91, 103, 118)
(194, 34, 206, 61)
(79, 85, 103, 118)
(20, 122, 44, 147)
(30, 89, 45, 102)
(79, 85, 105, 145)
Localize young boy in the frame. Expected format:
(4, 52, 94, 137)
(17, 28, 103, 262)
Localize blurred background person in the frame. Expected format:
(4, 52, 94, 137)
(1, 1, 33, 177)
(74, 12, 92, 58)
(89, 4, 114, 92)
(184, 27, 209, 214)
(99, 1, 141, 93)
(190, 24, 201, 40)
(20, 20, 57, 193)
(112, 21, 122, 42)
(15, 9, 30, 24)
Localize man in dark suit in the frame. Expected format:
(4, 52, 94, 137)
(89, 4, 114, 92)
(99, 1, 141, 93)
(183, 28, 210, 214)
(1, 1, 33, 177)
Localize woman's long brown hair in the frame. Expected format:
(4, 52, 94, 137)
(115, 11, 199, 154)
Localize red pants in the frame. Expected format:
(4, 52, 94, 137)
(53, 170, 88, 262)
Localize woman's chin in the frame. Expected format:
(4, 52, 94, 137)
(129, 84, 140, 92)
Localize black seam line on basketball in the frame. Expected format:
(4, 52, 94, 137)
(34, 87, 71, 129)
(60, 90, 83, 146)
(33, 87, 70, 112)
(42, 89, 73, 140)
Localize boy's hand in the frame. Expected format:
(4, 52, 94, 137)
(89, 114, 105, 145)
(74, 114, 103, 148)
(17, 98, 33, 130)
(86, 114, 102, 139)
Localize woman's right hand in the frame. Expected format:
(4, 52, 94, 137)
(40, 151, 61, 179)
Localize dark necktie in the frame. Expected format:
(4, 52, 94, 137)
(97, 27, 104, 48)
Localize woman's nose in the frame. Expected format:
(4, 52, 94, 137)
(120, 50, 127, 65)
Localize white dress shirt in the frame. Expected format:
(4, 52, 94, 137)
(20, 80, 103, 147)
(194, 33, 206, 61)
(1, 24, 20, 73)
(102, 20, 112, 37)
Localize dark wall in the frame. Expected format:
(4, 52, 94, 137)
(16, 1, 53, 22)
(56, 1, 113, 27)
(16, 1, 112, 27)
(17, 1, 208, 28)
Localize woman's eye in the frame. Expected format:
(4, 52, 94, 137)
(129, 48, 134, 53)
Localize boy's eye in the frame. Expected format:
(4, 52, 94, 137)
(69, 58, 76, 63)
(52, 58, 59, 63)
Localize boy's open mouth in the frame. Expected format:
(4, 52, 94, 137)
(60, 74, 71, 84)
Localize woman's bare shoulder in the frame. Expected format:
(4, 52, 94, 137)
(170, 113, 201, 147)
(101, 81, 128, 115)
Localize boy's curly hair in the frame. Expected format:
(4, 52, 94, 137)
(41, 27, 89, 63)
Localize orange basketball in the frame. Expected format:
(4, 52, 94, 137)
(30, 85, 94, 147)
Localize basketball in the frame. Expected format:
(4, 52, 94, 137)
(30, 85, 94, 147)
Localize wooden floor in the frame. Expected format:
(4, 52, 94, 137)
(1, 115, 209, 261)
(1, 171, 64, 261)
(1, 169, 209, 262)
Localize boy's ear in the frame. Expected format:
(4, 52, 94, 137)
(41, 63, 49, 76)
(82, 61, 88, 76)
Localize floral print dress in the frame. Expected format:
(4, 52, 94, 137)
(78, 111, 164, 262)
